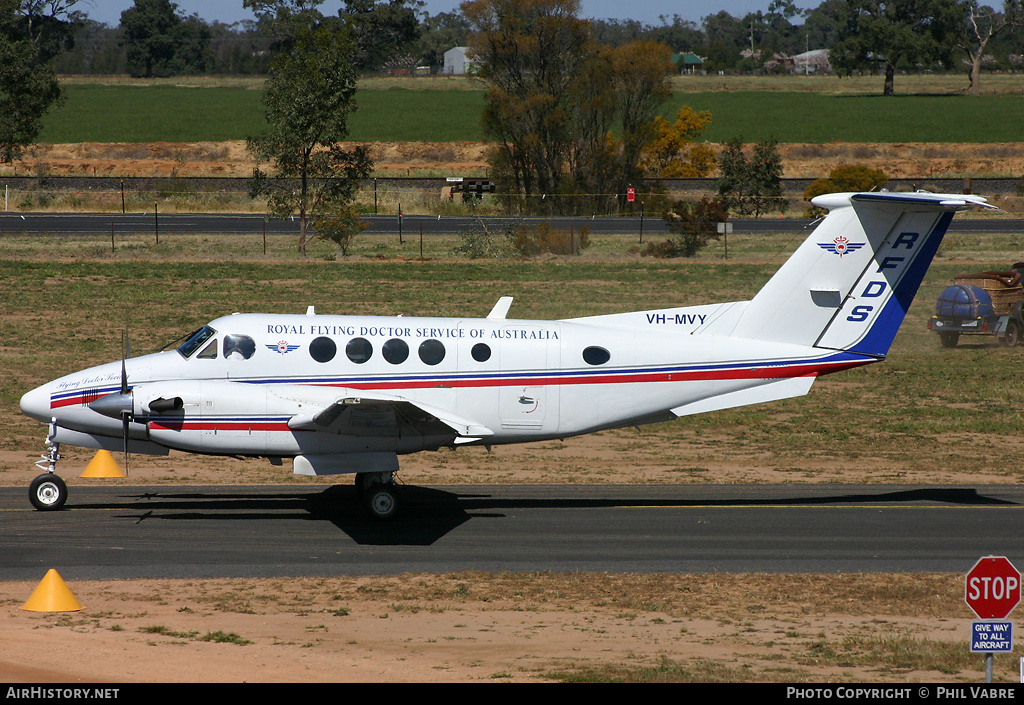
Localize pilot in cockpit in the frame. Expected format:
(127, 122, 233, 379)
(223, 334, 256, 360)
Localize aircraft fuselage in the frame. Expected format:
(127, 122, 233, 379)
(20, 310, 871, 460)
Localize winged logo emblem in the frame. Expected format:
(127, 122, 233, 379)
(818, 236, 865, 257)
(267, 340, 300, 354)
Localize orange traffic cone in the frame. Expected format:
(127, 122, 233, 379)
(21, 569, 83, 612)
(80, 450, 125, 478)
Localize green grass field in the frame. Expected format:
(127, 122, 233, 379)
(36, 74, 1024, 144)
(38, 83, 489, 143)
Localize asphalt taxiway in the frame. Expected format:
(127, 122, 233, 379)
(0, 483, 1020, 580)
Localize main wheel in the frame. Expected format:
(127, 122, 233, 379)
(29, 473, 67, 511)
(1003, 321, 1021, 347)
(366, 484, 398, 521)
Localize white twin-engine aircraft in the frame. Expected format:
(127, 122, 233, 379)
(20, 191, 992, 519)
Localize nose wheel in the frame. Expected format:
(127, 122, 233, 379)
(29, 473, 67, 511)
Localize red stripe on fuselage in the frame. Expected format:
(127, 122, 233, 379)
(304, 358, 870, 391)
(149, 421, 291, 432)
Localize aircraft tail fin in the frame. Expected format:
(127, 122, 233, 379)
(728, 191, 993, 357)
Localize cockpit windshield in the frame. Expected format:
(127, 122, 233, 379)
(177, 326, 217, 358)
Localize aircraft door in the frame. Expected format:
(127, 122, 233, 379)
(497, 325, 559, 435)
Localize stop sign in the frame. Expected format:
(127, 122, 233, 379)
(965, 556, 1021, 620)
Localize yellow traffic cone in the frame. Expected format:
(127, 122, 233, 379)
(80, 449, 125, 478)
(21, 569, 83, 612)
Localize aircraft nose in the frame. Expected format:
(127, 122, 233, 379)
(20, 384, 51, 422)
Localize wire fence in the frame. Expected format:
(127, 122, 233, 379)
(1, 176, 1021, 218)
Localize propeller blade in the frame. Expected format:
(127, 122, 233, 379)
(121, 329, 131, 475)
(122, 412, 130, 477)
(120, 331, 129, 395)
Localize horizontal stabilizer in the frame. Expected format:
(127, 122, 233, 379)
(671, 375, 816, 417)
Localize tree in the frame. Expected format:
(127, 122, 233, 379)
(17, 0, 85, 63)
(316, 210, 368, 256)
(645, 196, 728, 258)
(802, 0, 848, 49)
(52, 20, 126, 74)
(956, 0, 1023, 95)
(416, 10, 470, 69)
(463, 0, 675, 215)
(804, 164, 888, 201)
(803, 164, 888, 215)
(0, 0, 80, 163)
(701, 11, 745, 71)
(335, 0, 423, 72)
(464, 0, 592, 207)
(247, 25, 372, 256)
(831, 0, 964, 96)
(641, 106, 716, 178)
(612, 40, 676, 185)
(120, 0, 211, 77)
(244, 0, 326, 42)
(717, 136, 787, 217)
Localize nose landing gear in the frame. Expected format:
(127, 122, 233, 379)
(30, 420, 67, 511)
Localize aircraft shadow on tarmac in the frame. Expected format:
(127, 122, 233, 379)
(72, 484, 1019, 547)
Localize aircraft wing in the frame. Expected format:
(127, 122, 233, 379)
(287, 391, 493, 443)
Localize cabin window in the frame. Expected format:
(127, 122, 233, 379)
(197, 339, 218, 359)
(582, 346, 610, 365)
(346, 337, 373, 364)
(471, 343, 491, 362)
(309, 337, 337, 363)
(223, 334, 256, 360)
(382, 338, 409, 364)
(418, 339, 445, 365)
(177, 326, 216, 358)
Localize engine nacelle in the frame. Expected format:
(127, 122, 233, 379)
(139, 380, 273, 454)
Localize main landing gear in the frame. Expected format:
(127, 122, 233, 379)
(355, 471, 399, 521)
(30, 422, 67, 511)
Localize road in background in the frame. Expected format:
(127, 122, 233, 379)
(0, 212, 1018, 237)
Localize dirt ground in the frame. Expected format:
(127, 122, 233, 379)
(0, 140, 1020, 684)
(0, 571, 984, 684)
(9, 140, 1024, 179)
